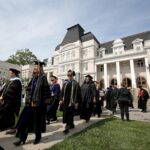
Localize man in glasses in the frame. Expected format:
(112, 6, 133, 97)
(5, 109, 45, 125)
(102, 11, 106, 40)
(60, 70, 81, 134)
(47, 75, 60, 124)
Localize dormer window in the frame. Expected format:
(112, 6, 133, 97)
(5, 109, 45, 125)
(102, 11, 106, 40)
(132, 38, 143, 51)
(112, 39, 125, 55)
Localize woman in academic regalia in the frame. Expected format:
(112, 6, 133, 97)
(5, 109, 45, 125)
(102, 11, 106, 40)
(60, 70, 81, 134)
(80, 75, 96, 122)
(0, 68, 22, 131)
(14, 61, 50, 146)
(46, 75, 61, 124)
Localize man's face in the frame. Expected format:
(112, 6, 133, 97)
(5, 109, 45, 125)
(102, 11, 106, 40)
(67, 73, 73, 80)
(9, 71, 15, 78)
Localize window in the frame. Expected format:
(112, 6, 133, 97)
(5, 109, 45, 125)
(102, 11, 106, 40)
(62, 66, 65, 72)
(136, 60, 144, 67)
(82, 49, 88, 58)
(136, 46, 141, 51)
(99, 65, 104, 72)
(71, 50, 75, 58)
(61, 53, 65, 61)
(83, 62, 88, 71)
(97, 51, 102, 57)
(72, 63, 75, 70)
(66, 52, 70, 60)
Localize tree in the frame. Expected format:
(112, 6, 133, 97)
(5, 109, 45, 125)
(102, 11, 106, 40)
(7, 49, 38, 65)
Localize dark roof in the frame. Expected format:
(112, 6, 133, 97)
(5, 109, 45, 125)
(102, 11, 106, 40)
(101, 30, 150, 54)
(55, 24, 100, 51)
(81, 32, 100, 47)
(55, 44, 60, 51)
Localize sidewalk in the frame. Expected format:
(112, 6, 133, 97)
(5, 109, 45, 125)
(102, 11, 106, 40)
(0, 108, 150, 150)
(0, 116, 105, 150)
(114, 108, 150, 122)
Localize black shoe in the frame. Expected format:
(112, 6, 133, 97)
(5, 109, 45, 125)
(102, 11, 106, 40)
(63, 128, 69, 134)
(50, 118, 57, 121)
(143, 111, 147, 113)
(46, 121, 50, 125)
(13, 139, 25, 146)
(33, 138, 41, 145)
(69, 124, 75, 129)
(98, 114, 101, 118)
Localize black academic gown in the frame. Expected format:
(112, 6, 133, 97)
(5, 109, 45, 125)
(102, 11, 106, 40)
(0, 79, 22, 130)
(16, 75, 50, 141)
(61, 80, 81, 126)
(80, 82, 96, 121)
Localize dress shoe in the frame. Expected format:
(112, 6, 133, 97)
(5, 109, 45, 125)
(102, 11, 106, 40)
(33, 138, 41, 145)
(13, 139, 25, 146)
(63, 128, 69, 134)
(46, 121, 50, 125)
(69, 124, 75, 129)
(50, 118, 57, 121)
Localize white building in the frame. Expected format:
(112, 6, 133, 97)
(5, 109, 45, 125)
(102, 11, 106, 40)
(21, 64, 34, 84)
(0, 61, 35, 85)
(45, 24, 150, 90)
(0, 61, 21, 82)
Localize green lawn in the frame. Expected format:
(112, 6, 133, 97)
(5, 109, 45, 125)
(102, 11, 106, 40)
(57, 110, 63, 117)
(47, 118, 150, 150)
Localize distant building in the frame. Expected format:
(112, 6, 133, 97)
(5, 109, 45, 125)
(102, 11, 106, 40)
(0, 61, 34, 85)
(0, 61, 21, 82)
(21, 64, 34, 85)
(44, 24, 150, 90)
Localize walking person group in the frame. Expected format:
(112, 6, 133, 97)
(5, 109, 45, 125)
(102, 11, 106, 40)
(0, 61, 150, 147)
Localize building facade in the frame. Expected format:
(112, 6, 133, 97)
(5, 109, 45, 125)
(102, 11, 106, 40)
(0, 61, 21, 82)
(45, 24, 150, 90)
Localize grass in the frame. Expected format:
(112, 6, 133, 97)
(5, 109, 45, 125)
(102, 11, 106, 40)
(57, 110, 63, 117)
(47, 118, 150, 150)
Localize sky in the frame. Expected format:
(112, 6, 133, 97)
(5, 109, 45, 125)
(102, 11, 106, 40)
(0, 0, 150, 61)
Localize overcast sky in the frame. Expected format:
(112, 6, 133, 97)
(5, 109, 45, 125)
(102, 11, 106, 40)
(0, 0, 150, 61)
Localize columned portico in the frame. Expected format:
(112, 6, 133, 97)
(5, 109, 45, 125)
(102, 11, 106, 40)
(104, 63, 108, 89)
(116, 61, 121, 88)
(130, 59, 136, 88)
(144, 57, 150, 88)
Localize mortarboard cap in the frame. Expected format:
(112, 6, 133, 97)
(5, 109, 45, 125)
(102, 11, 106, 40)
(9, 68, 21, 74)
(34, 61, 46, 67)
(50, 75, 57, 79)
(85, 75, 93, 79)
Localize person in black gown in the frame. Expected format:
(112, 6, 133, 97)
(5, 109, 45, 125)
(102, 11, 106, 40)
(0, 68, 22, 131)
(60, 70, 81, 134)
(80, 75, 96, 122)
(14, 61, 50, 146)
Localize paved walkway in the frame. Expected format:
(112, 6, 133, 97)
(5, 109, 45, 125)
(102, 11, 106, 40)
(114, 108, 150, 122)
(0, 116, 105, 150)
(0, 108, 150, 150)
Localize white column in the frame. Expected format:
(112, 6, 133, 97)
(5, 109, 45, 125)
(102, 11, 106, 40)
(116, 61, 121, 88)
(144, 57, 150, 88)
(130, 59, 136, 88)
(104, 63, 108, 89)
(47, 72, 50, 82)
(95, 65, 97, 81)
